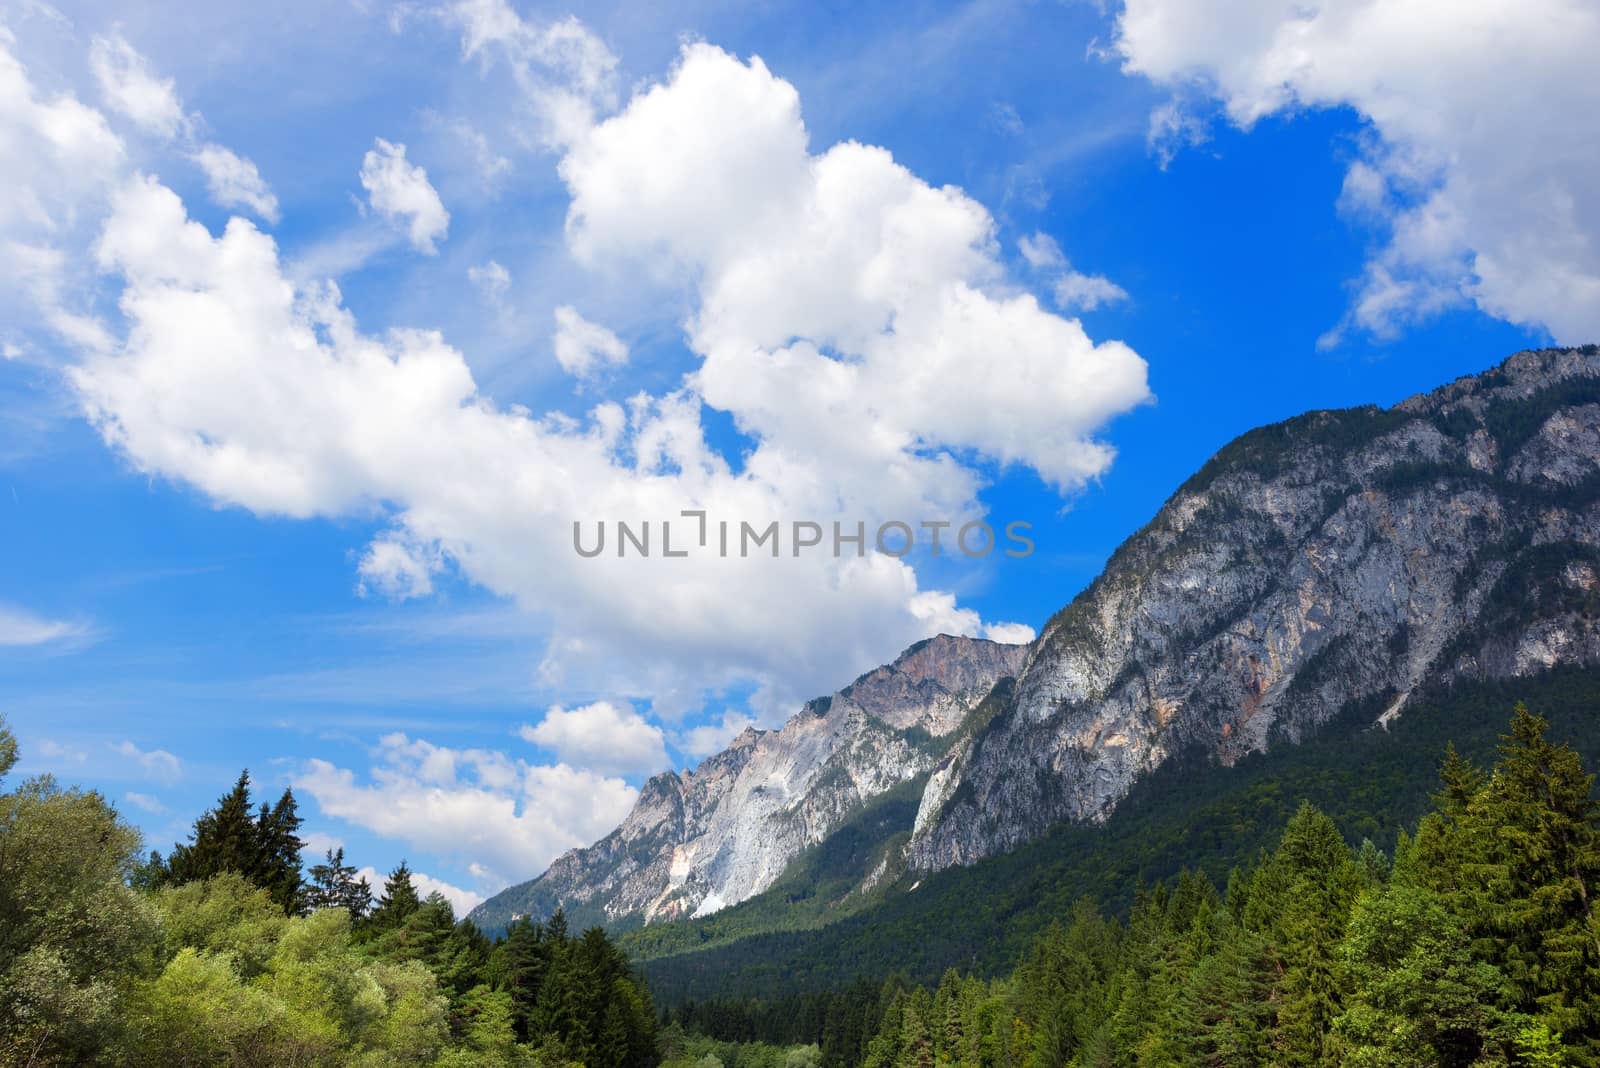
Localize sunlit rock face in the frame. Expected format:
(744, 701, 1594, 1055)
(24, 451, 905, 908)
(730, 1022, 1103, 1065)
(471, 634, 1025, 929)
(908, 347, 1600, 871)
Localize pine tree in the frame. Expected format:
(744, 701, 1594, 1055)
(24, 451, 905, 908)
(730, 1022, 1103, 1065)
(547, 907, 569, 943)
(341, 867, 373, 918)
(500, 916, 549, 1039)
(862, 991, 905, 1068)
(164, 771, 256, 881)
(1188, 914, 1276, 1066)
(932, 968, 962, 1062)
(1245, 802, 1362, 1066)
(898, 989, 934, 1068)
(1477, 704, 1600, 1059)
(305, 847, 347, 910)
(532, 945, 583, 1060)
(599, 994, 632, 1068)
(1437, 742, 1486, 817)
(158, 770, 304, 913)
(253, 788, 305, 913)
(369, 860, 422, 930)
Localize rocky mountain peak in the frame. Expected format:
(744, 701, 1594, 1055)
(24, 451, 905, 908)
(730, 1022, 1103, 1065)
(908, 346, 1600, 870)
(470, 633, 1027, 931)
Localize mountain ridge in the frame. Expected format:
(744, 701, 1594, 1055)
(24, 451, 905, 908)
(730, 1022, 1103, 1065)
(473, 345, 1600, 942)
(909, 345, 1600, 869)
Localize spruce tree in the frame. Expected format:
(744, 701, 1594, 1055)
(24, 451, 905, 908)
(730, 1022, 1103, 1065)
(302, 850, 371, 920)
(305, 847, 346, 910)
(501, 917, 549, 1039)
(1478, 704, 1600, 1058)
(598, 995, 632, 1068)
(253, 788, 304, 913)
(159, 770, 304, 913)
(369, 860, 422, 930)
(164, 771, 256, 882)
(1245, 802, 1362, 1066)
(532, 945, 583, 1059)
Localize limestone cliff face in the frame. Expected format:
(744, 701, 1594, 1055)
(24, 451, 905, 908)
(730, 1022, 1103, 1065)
(475, 347, 1600, 931)
(909, 347, 1600, 870)
(470, 635, 1026, 930)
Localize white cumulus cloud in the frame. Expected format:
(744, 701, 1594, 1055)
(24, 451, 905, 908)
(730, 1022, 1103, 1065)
(0, 31, 123, 264)
(1018, 232, 1128, 312)
(88, 30, 185, 139)
(54, 30, 1127, 724)
(981, 621, 1037, 645)
(83, 33, 280, 226)
(294, 733, 636, 889)
(359, 138, 449, 253)
(561, 43, 1151, 492)
(1113, 0, 1600, 345)
(519, 700, 668, 776)
(551, 304, 626, 378)
(191, 144, 280, 223)
(671, 710, 758, 761)
(357, 533, 442, 601)
(446, 0, 618, 148)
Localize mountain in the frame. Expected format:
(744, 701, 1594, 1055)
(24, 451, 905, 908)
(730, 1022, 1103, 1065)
(474, 345, 1600, 948)
(907, 345, 1600, 870)
(471, 634, 1026, 933)
(621, 346, 1600, 1000)
(635, 668, 1600, 999)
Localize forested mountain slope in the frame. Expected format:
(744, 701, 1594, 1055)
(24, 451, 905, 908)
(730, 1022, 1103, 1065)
(635, 668, 1600, 1001)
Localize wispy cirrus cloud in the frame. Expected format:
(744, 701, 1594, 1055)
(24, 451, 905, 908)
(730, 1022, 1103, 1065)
(0, 602, 93, 648)
(114, 739, 182, 784)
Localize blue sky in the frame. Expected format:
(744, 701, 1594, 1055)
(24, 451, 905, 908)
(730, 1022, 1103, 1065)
(1, 0, 1590, 910)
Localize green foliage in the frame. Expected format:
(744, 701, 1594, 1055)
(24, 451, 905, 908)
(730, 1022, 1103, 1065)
(1333, 879, 1514, 1065)
(153, 871, 290, 977)
(0, 752, 160, 1065)
(0, 734, 660, 1067)
(0, 714, 17, 783)
(1517, 1021, 1570, 1068)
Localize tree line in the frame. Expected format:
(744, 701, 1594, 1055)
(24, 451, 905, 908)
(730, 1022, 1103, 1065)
(6, 699, 1600, 1065)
